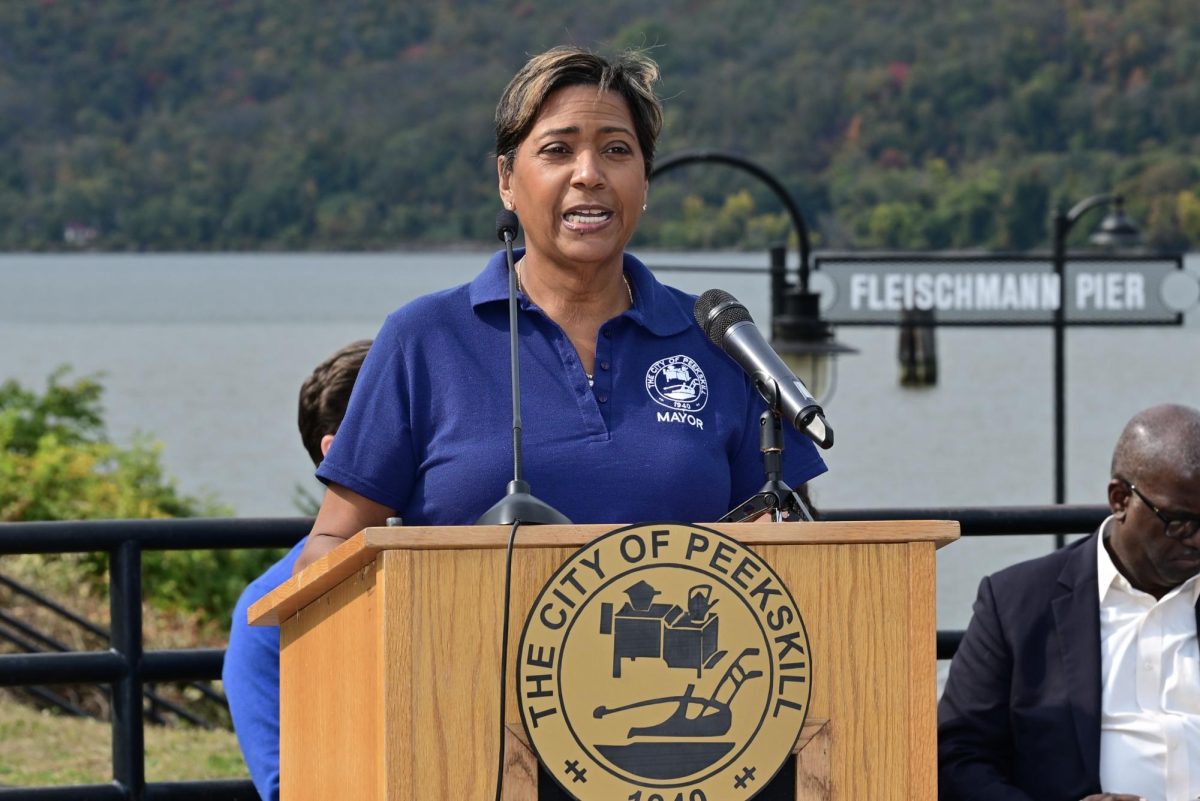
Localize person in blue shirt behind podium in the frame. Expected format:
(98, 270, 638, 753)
(292, 45, 827, 573)
(225, 339, 372, 801)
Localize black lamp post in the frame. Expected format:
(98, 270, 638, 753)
(650, 151, 855, 401)
(769, 244, 857, 402)
(1050, 194, 1140, 508)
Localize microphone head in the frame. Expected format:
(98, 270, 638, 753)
(496, 209, 520, 242)
(694, 289, 753, 348)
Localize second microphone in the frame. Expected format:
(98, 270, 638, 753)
(694, 289, 834, 449)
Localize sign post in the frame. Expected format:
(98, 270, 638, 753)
(813, 253, 1193, 510)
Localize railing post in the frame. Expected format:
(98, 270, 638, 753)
(110, 539, 144, 799)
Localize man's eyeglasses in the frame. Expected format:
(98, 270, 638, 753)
(1124, 481, 1200, 541)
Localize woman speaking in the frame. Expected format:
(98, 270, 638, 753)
(294, 46, 827, 572)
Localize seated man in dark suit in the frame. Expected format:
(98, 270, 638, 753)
(939, 403, 1200, 801)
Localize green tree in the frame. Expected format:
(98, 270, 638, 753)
(0, 368, 282, 624)
(0, 368, 207, 521)
(5, 0, 1200, 251)
(1177, 190, 1200, 243)
(865, 201, 928, 249)
(999, 170, 1051, 251)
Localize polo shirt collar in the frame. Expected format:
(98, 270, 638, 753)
(469, 249, 694, 337)
(468, 248, 518, 305)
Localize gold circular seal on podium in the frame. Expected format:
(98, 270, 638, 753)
(518, 523, 812, 801)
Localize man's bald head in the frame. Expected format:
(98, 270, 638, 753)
(1111, 403, 1200, 484)
(1105, 403, 1200, 599)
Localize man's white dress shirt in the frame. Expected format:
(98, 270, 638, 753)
(1097, 518, 1200, 801)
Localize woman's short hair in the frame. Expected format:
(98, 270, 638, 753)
(495, 46, 663, 177)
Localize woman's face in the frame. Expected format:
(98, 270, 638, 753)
(498, 85, 648, 274)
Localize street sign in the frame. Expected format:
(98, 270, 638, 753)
(812, 254, 1189, 326)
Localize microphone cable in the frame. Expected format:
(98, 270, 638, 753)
(492, 517, 522, 801)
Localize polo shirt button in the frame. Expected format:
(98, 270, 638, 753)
(600, 361, 610, 370)
(602, 328, 611, 338)
(598, 393, 609, 403)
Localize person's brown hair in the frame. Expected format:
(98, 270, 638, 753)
(297, 339, 372, 466)
(495, 46, 663, 177)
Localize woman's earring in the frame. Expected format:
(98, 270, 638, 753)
(642, 203, 648, 211)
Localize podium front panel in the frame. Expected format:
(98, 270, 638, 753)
(271, 523, 948, 800)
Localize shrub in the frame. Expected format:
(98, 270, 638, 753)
(0, 368, 283, 625)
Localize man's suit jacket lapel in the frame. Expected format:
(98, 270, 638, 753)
(1050, 532, 1102, 787)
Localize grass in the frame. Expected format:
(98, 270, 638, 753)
(0, 553, 260, 789)
(0, 692, 249, 787)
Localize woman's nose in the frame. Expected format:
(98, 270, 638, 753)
(571, 149, 606, 188)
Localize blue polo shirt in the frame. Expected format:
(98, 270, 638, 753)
(224, 540, 303, 801)
(317, 249, 826, 522)
(227, 251, 829, 800)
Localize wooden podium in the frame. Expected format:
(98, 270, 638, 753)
(249, 521, 957, 801)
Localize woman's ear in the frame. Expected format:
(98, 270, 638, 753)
(498, 156, 513, 210)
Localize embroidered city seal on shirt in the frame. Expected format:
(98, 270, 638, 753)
(646, 355, 709, 413)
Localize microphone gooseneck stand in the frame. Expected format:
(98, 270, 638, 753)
(720, 389, 815, 523)
(476, 210, 571, 526)
(481, 210, 571, 801)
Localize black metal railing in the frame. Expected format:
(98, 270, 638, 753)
(0, 572, 229, 727)
(0, 518, 307, 801)
(0, 507, 1108, 800)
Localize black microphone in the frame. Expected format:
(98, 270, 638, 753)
(694, 289, 834, 449)
(476, 210, 571, 525)
(496, 209, 519, 243)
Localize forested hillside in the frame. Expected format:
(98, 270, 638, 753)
(2, 0, 1199, 251)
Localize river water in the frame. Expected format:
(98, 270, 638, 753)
(2, 250, 1198, 630)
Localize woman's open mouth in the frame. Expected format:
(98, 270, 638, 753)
(563, 207, 614, 232)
